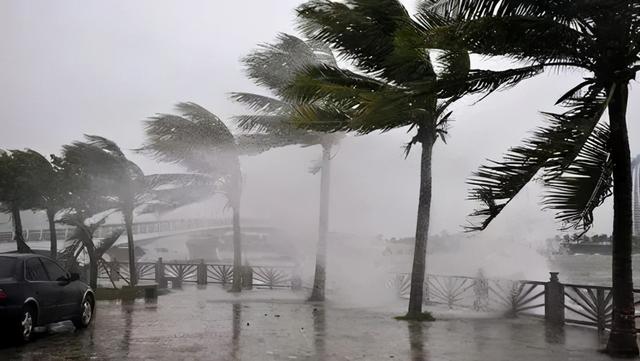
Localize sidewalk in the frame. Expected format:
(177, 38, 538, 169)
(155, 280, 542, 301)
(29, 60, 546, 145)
(0, 285, 621, 361)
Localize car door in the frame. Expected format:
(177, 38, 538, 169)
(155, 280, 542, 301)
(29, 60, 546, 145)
(40, 257, 78, 319)
(24, 257, 58, 325)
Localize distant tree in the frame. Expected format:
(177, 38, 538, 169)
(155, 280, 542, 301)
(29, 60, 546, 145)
(0, 150, 52, 253)
(232, 33, 342, 301)
(18, 151, 70, 260)
(141, 103, 296, 292)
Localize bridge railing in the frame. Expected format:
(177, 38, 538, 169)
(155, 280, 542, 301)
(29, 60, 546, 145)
(0, 218, 228, 243)
(98, 258, 300, 290)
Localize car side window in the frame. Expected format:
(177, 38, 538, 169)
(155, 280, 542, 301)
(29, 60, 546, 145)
(40, 258, 68, 282)
(25, 258, 48, 281)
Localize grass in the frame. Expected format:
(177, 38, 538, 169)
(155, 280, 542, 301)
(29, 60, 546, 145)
(394, 311, 436, 322)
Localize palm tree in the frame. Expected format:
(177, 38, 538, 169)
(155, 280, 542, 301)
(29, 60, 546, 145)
(23, 151, 69, 260)
(633, 155, 639, 237)
(0, 150, 50, 253)
(232, 33, 342, 301)
(423, 0, 640, 355)
(62, 135, 213, 287)
(290, 0, 480, 318)
(141, 103, 295, 292)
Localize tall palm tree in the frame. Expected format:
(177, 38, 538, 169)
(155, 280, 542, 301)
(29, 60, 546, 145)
(633, 155, 640, 237)
(142, 102, 296, 292)
(423, 0, 640, 355)
(232, 33, 342, 301)
(290, 0, 479, 318)
(295, 0, 543, 316)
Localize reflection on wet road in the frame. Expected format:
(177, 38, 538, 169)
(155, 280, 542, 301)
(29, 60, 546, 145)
(0, 286, 621, 360)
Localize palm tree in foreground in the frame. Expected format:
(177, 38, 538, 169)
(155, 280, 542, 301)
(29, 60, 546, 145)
(425, 0, 640, 355)
(292, 0, 477, 317)
(232, 33, 342, 301)
(295, 0, 543, 317)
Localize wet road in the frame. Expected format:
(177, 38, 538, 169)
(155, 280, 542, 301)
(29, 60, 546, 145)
(0, 286, 624, 360)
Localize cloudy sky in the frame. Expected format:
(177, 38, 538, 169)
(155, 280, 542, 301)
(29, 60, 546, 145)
(0, 0, 638, 243)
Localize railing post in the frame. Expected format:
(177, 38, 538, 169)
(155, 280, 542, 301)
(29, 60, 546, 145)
(545, 272, 565, 326)
(156, 257, 167, 289)
(111, 258, 121, 282)
(596, 288, 606, 331)
(197, 259, 208, 285)
(241, 265, 253, 290)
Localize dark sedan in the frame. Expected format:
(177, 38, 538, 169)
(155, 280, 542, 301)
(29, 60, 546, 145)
(0, 253, 95, 343)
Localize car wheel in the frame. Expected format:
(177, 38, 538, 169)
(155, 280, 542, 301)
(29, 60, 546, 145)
(72, 296, 94, 329)
(15, 306, 35, 343)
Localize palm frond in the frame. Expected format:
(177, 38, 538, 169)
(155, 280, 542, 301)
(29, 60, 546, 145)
(141, 103, 239, 174)
(425, 0, 583, 26)
(297, 0, 436, 84)
(544, 124, 613, 230)
(242, 33, 335, 94)
(423, 15, 588, 66)
(95, 228, 125, 258)
(235, 133, 322, 156)
(466, 84, 612, 231)
(230, 93, 290, 114)
(435, 65, 544, 100)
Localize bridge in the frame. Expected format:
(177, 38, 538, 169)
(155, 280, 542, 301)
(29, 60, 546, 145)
(0, 218, 229, 244)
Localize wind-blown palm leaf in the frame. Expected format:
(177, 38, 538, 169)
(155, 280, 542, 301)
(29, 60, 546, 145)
(143, 173, 216, 190)
(235, 133, 322, 156)
(423, 16, 588, 65)
(95, 229, 125, 257)
(142, 102, 239, 175)
(297, 0, 436, 84)
(426, 0, 589, 26)
(230, 93, 290, 114)
(467, 84, 613, 231)
(544, 124, 613, 230)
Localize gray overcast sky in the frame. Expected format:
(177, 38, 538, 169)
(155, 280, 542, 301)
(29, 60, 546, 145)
(0, 0, 638, 242)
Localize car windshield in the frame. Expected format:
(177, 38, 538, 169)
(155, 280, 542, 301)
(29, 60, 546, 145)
(0, 257, 17, 278)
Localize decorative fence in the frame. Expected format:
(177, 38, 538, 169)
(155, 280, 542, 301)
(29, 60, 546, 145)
(390, 271, 640, 332)
(97, 259, 640, 332)
(98, 258, 299, 290)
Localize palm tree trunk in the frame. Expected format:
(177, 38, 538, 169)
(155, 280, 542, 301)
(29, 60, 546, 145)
(124, 210, 137, 287)
(407, 133, 434, 318)
(85, 237, 99, 290)
(11, 207, 30, 253)
(309, 143, 332, 302)
(230, 205, 243, 292)
(47, 208, 58, 260)
(605, 81, 639, 356)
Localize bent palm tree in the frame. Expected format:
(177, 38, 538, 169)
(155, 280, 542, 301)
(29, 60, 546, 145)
(232, 33, 342, 301)
(0, 150, 50, 253)
(23, 151, 69, 259)
(63, 135, 213, 286)
(425, 0, 640, 354)
(142, 103, 296, 292)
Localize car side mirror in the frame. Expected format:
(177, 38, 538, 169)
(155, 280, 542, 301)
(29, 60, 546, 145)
(69, 272, 80, 282)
